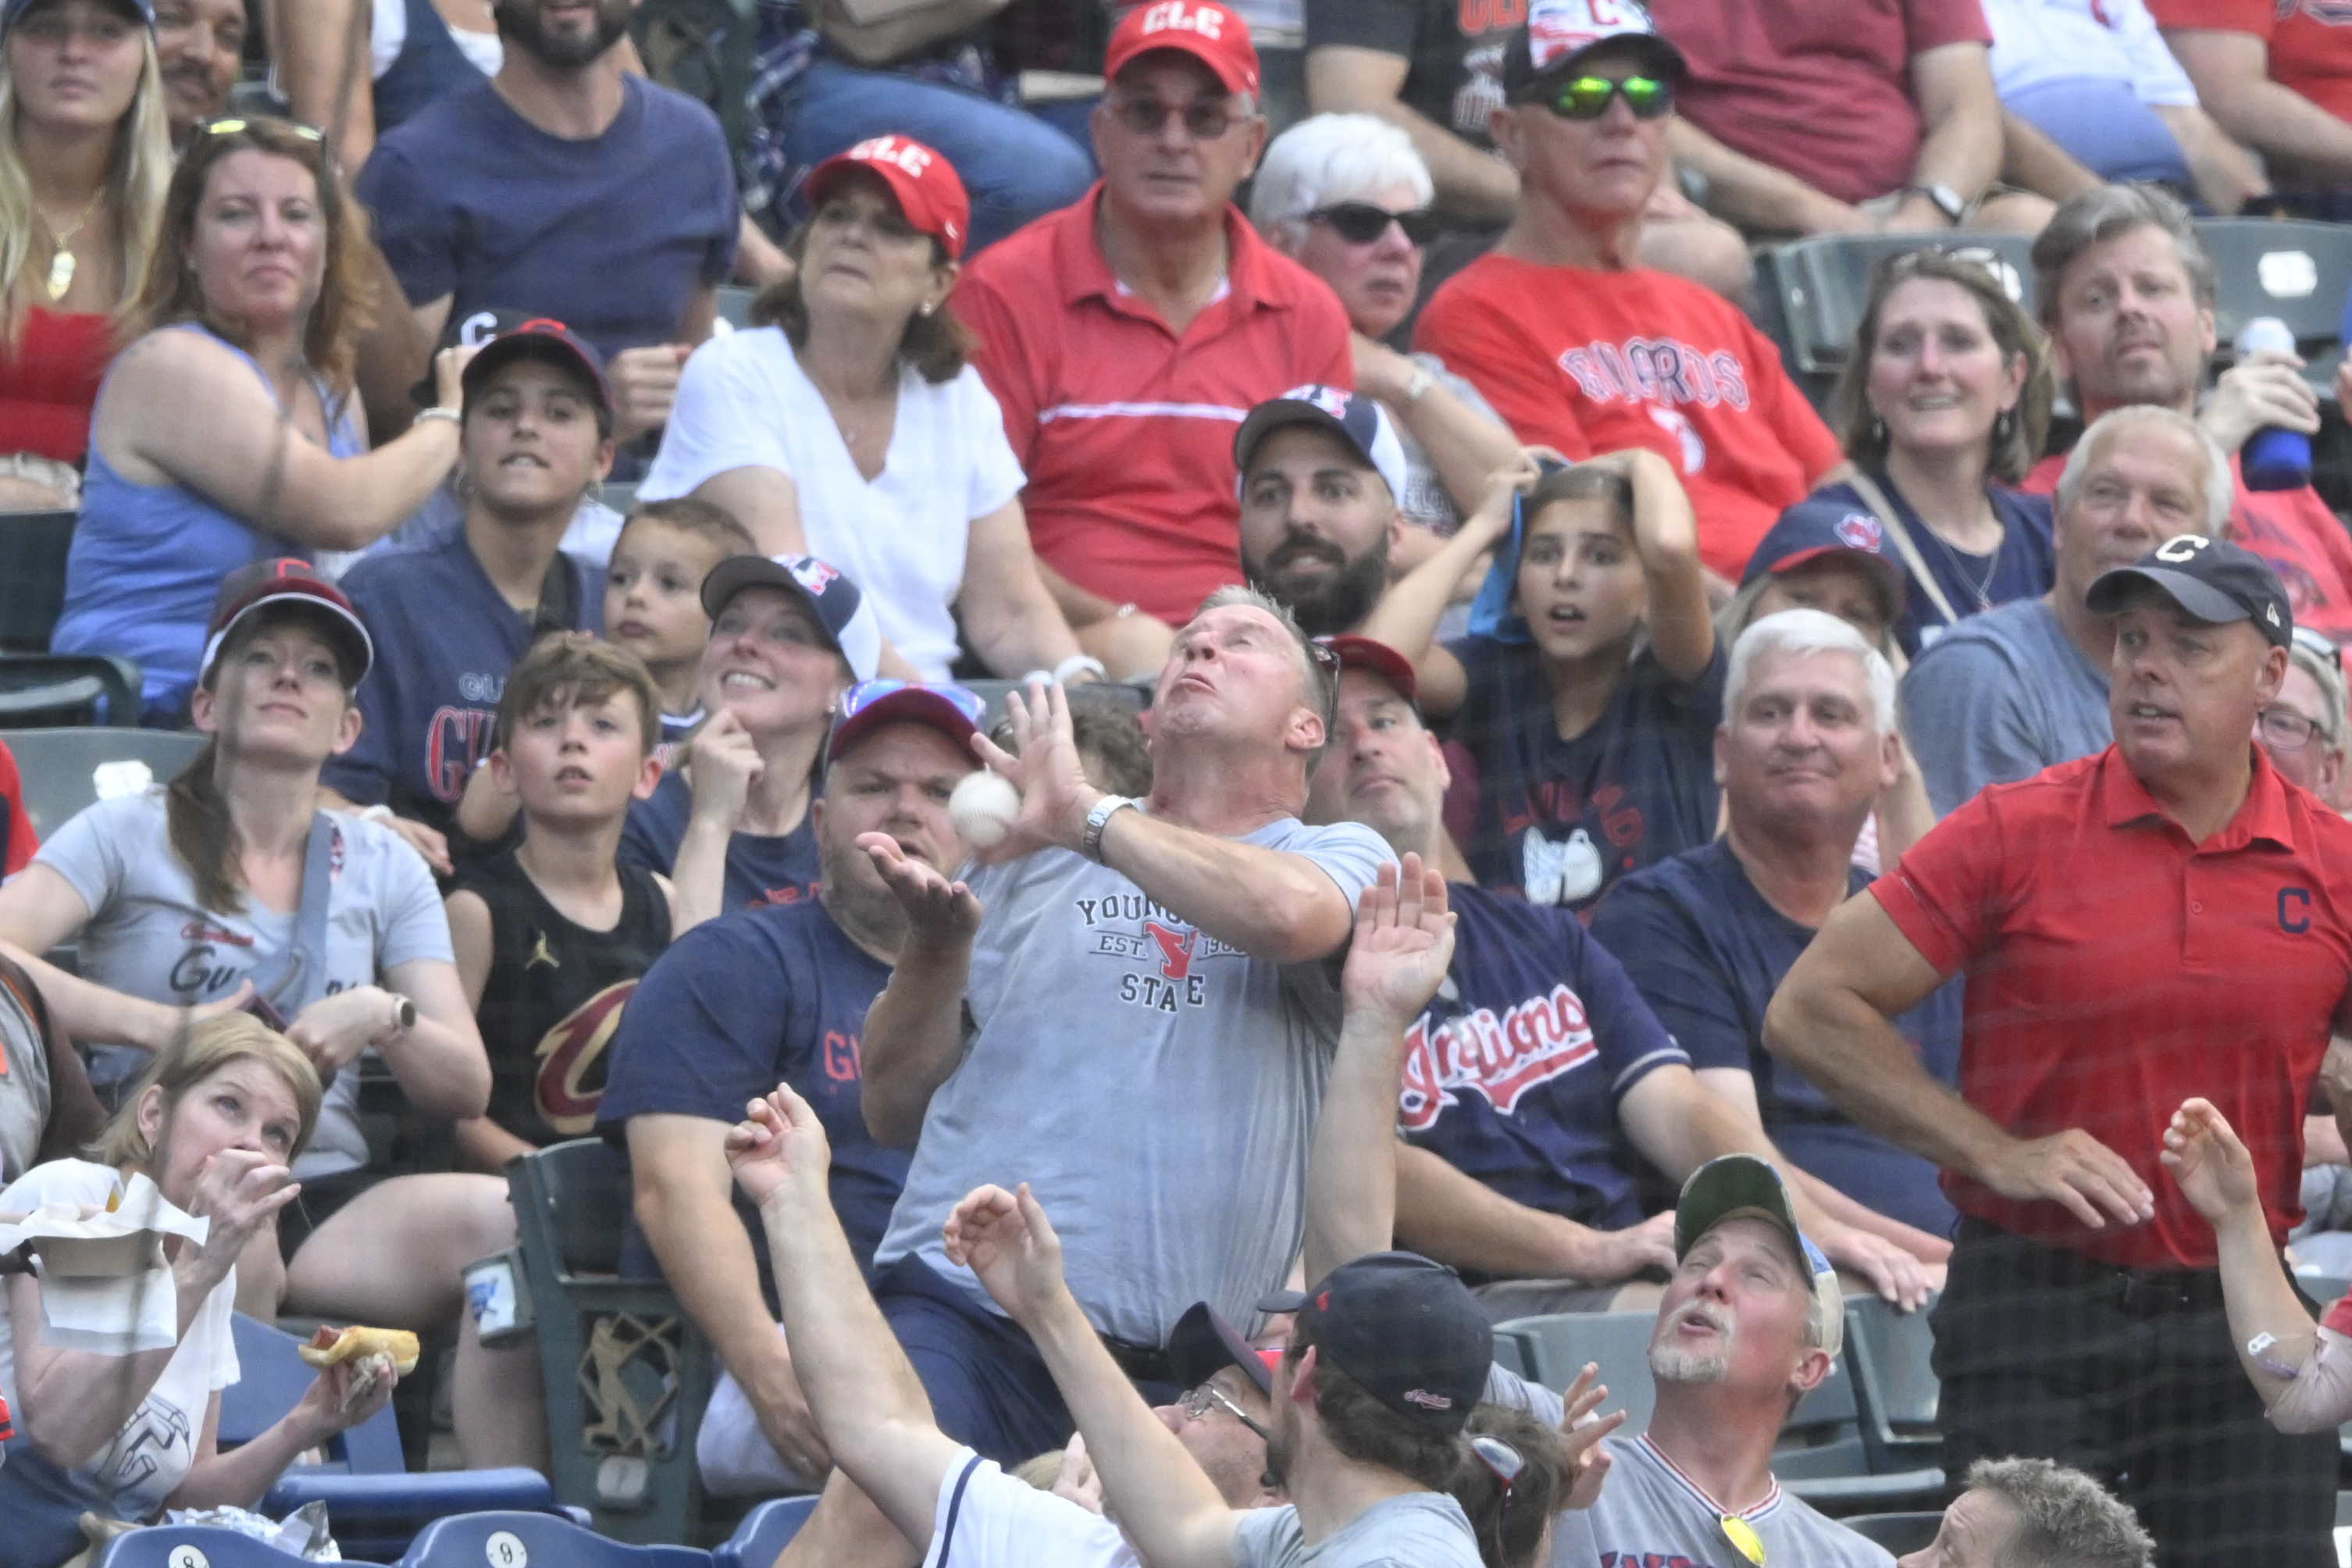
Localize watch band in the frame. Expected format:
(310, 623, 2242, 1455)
(1080, 795, 1138, 861)
(385, 992, 417, 1041)
(1909, 183, 1965, 223)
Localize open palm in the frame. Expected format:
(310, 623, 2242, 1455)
(1339, 855, 1456, 1026)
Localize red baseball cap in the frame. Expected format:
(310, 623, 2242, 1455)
(804, 135, 971, 260)
(1105, 1, 1259, 98)
(1317, 634, 1418, 707)
(201, 558, 374, 684)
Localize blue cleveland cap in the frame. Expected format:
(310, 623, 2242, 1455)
(1741, 505, 1906, 622)
(702, 554, 884, 682)
(2086, 533, 2292, 649)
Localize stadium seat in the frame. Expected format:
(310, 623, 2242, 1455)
(1840, 1511, 1942, 1554)
(397, 1510, 713, 1568)
(0, 508, 74, 651)
(0, 652, 141, 727)
(1844, 1295, 1942, 1474)
(711, 1496, 819, 1568)
(2, 725, 205, 838)
(508, 1139, 719, 1546)
(2193, 219, 2352, 394)
(89, 1524, 316, 1568)
(1761, 231, 2037, 385)
(225, 1314, 554, 1561)
(1491, 1310, 1660, 1434)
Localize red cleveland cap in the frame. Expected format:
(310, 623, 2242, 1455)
(1318, 634, 1418, 706)
(1105, 1, 1259, 98)
(804, 135, 971, 260)
(201, 558, 374, 683)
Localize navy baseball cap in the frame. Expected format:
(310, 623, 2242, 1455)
(3, 0, 151, 30)
(701, 554, 883, 682)
(1168, 1302, 1281, 1398)
(1502, 0, 1684, 96)
(1674, 1156, 1843, 1360)
(1741, 507, 1906, 619)
(2086, 534, 2292, 650)
(825, 679, 984, 771)
(1277, 1253, 1491, 1431)
(410, 308, 614, 428)
(201, 559, 373, 684)
(1234, 386, 1409, 508)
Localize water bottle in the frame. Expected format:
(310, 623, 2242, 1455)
(2236, 317, 2313, 492)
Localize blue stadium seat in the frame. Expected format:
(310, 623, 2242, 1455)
(1844, 1295, 1942, 1475)
(711, 1496, 818, 1568)
(226, 1314, 553, 1561)
(398, 1511, 713, 1568)
(0, 652, 141, 728)
(90, 1524, 316, 1568)
(0, 508, 74, 651)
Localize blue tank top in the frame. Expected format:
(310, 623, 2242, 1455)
(372, 0, 493, 134)
(55, 324, 364, 725)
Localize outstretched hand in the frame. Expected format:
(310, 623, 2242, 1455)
(943, 1182, 1070, 1327)
(1556, 1362, 1625, 1511)
(2161, 1096, 2263, 1225)
(857, 832, 983, 949)
(969, 680, 1098, 864)
(1339, 854, 1456, 1029)
(725, 1084, 832, 1212)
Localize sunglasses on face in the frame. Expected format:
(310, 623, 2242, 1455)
(1306, 201, 1442, 247)
(1531, 74, 1674, 120)
(1107, 92, 1242, 141)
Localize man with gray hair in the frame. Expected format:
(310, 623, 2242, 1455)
(1901, 402, 2231, 816)
(2019, 181, 2352, 644)
(2260, 629, 2350, 814)
(1901, 1457, 2154, 1568)
(1595, 608, 1965, 1242)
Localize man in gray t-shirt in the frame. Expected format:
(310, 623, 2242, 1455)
(1901, 407, 2231, 818)
(856, 591, 1393, 1466)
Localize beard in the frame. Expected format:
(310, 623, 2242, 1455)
(1245, 535, 1391, 640)
(495, 0, 633, 68)
(1648, 1301, 1734, 1386)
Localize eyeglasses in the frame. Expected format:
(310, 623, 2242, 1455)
(1527, 75, 1674, 120)
(199, 116, 326, 142)
(1181, 1382, 1272, 1442)
(1468, 1434, 1524, 1494)
(1107, 92, 1244, 141)
(1306, 201, 1442, 247)
(2259, 707, 2330, 750)
(1719, 1513, 1767, 1566)
(839, 678, 986, 725)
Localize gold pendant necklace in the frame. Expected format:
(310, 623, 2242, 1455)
(41, 190, 107, 303)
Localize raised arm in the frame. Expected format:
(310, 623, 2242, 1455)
(728, 1085, 963, 1538)
(1303, 857, 1454, 1281)
(1357, 452, 1539, 718)
(853, 834, 983, 1147)
(949, 1184, 1242, 1568)
(1355, 340, 1527, 522)
(1766, 890, 2155, 1231)
(1611, 449, 1712, 680)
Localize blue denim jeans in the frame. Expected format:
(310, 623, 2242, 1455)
(781, 59, 1096, 251)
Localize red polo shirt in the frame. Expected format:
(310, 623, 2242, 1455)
(2147, 0, 2352, 126)
(1873, 745, 2352, 1270)
(953, 185, 1354, 626)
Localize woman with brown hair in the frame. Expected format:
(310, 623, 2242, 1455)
(0, 1013, 395, 1568)
(51, 113, 467, 723)
(1762, 248, 2060, 654)
(0, 0, 170, 511)
(640, 134, 1085, 684)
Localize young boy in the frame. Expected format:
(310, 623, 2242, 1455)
(1441, 449, 1719, 911)
(604, 497, 757, 760)
(444, 634, 678, 1174)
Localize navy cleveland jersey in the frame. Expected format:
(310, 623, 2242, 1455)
(1405, 882, 1688, 1239)
(1592, 839, 1962, 1237)
(618, 769, 821, 912)
(600, 897, 902, 1295)
(323, 534, 604, 842)
(1445, 636, 1724, 911)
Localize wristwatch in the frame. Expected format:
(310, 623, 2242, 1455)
(1908, 183, 1966, 223)
(1080, 795, 1139, 862)
(383, 992, 417, 1042)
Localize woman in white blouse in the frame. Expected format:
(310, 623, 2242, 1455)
(642, 135, 1089, 685)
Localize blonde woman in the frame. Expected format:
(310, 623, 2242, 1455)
(0, 0, 170, 510)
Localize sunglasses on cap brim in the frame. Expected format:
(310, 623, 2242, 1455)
(839, 678, 986, 724)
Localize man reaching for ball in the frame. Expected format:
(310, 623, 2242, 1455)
(597, 679, 985, 1495)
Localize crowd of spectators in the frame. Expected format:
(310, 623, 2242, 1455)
(6, 0, 2352, 1561)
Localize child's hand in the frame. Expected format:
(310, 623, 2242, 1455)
(2161, 1097, 2264, 1223)
(1464, 448, 1551, 541)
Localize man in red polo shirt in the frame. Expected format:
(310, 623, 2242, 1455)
(1413, 1, 1844, 580)
(2150, 0, 2352, 210)
(953, 0, 1352, 680)
(1766, 535, 2351, 1566)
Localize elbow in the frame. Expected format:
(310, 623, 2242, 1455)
(1759, 992, 1817, 1067)
(861, 1085, 921, 1150)
(2266, 1394, 2336, 1436)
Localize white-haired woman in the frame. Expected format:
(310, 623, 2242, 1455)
(1251, 112, 1520, 558)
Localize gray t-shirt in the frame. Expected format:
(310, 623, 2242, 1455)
(1550, 1435, 1894, 1568)
(1235, 1491, 1482, 1568)
(1900, 596, 2111, 818)
(37, 789, 454, 1177)
(873, 817, 1393, 1347)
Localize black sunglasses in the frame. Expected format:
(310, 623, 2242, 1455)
(1107, 92, 1243, 141)
(1307, 201, 1442, 247)
(1529, 74, 1674, 120)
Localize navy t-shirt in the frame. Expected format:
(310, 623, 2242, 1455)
(356, 76, 738, 367)
(1775, 479, 2054, 656)
(618, 768, 821, 912)
(1444, 637, 1726, 911)
(1405, 883, 1690, 1242)
(323, 533, 604, 843)
(598, 896, 903, 1295)
(1590, 839, 1962, 1238)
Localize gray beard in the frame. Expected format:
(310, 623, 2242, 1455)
(1648, 1342, 1730, 1385)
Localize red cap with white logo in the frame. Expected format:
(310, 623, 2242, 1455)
(1105, 0, 1259, 98)
(804, 135, 971, 260)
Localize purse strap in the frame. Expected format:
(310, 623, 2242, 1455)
(1844, 470, 1963, 633)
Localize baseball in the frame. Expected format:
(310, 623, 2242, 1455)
(950, 768, 1021, 849)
